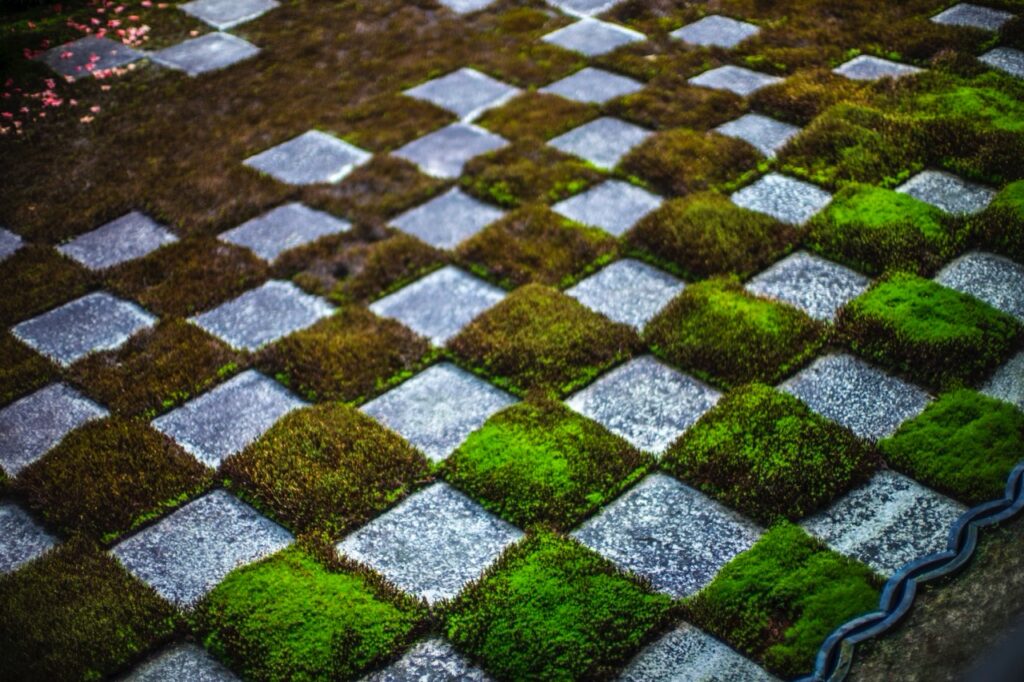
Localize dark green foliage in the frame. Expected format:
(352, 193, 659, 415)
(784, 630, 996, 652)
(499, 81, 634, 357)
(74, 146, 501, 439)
(0, 246, 93, 326)
(608, 77, 745, 131)
(476, 91, 598, 142)
(619, 129, 760, 197)
(971, 179, 1024, 263)
(460, 141, 604, 208)
(0, 332, 55, 407)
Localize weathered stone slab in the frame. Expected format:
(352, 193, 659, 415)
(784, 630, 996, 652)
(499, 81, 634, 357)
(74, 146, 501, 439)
(0, 503, 58, 574)
(548, 117, 651, 170)
(688, 65, 782, 96)
(244, 130, 371, 185)
(566, 259, 683, 329)
(714, 113, 800, 158)
(540, 67, 644, 104)
(618, 623, 779, 682)
(363, 638, 491, 682)
(730, 173, 832, 225)
(935, 251, 1024, 322)
(405, 67, 519, 121)
(548, 0, 622, 18)
(980, 47, 1024, 78)
(670, 15, 760, 48)
(38, 36, 142, 77)
(57, 211, 177, 270)
(745, 251, 870, 321)
(896, 170, 996, 215)
(543, 19, 645, 57)
(122, 643, 239, 681)
(0, 227, 24, 262)
(932, 3, 1014, 31)
(552, 180, 662, 237)
(982, 350, 1024, 411)
(219, 203, 351, 262)
(394, 123, 508, 179)
(390, 188, 504, 250)
(833, 55, 923, 81)
(152, 32, 260, 77)
(180, 0, 279, 30)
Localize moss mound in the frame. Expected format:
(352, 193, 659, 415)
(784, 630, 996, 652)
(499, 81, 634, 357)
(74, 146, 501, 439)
(0, 246, 93, 326)
(749, 68, 868, 125)
(608, 76, 745, 131)
(0, 333, 55, 407)
(971, 179, 1024, 263)
(619, 129, 760, 197)
(334, 233, 445, 304)
(336, 93, 455, 153)
(476, 91, 598, 142)
(460, 141, 604, 208)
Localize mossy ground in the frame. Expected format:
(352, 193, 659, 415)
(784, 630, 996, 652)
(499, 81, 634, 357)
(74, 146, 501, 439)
(607, 75, 746, 131)
(619, 129, 761, 197)
(971, 179, 1024, 263)
(476, 91, 598, 142)
(0, 332, 55, 407)
(0, 246, 93, 326)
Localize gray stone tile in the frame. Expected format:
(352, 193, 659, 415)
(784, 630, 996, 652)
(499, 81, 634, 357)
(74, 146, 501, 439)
(714, 112, 800, 158)
(542, 19, 645, 57)
(780, 353, 931, 441)
(111, 489, 293, 607)
(0, 503, 58, 574)
(572, 473, 762, 598)
(219, 202, 351, 262)
(566, 259, 684, 329)
(932, 3, 1014, 31)
(801, 470, 965, 576)
(618, 623, 779, 682)
(730, 173, 832, 225)
(394, 123, 508, 179)
(190, 280, 333, 351)
(390, 188, 504, 250)
(152, 32, 260, 77)
(0, 383, 107, 477)
(540, 67, 644, 104)
(122, 643, 239, 682)
(360, 362, 516, 462)
(548, 0, 622, 18)
(438, 0, 495, 12)
(363, 638, 490, 682)
(833, 55, 923, 81)
(896, 170, 996, 215)
(38, 35, 142, 78)
(935, 251, 1024, 321)
(980, 47, 1024, 78)
(548, 116, 651, 170)
(552, 180, 662, 237)
(670, 14, 760, 49)
(0, 227, 23, 262)
(57, 211, 178, 271)
(688, 65, 782, 96)
(404, 68, 519, 122)
(745, 251, 870, 321)
(12, 292, 156, 367)
(982, 350, 1024, 411)
(244, 130, 372, 185)
(336, 482, 523, 603)
(180, 0, 279, 30)
(566, 356, 720, 455)
(368, 266, 505, 345)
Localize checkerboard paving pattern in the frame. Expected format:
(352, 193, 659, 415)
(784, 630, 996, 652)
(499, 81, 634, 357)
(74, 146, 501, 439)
(670, 15, 760, 48)
(932, 3, 1014, 31)
(896, 170, 996, 215)
(983, 350, 1024, 411)
(542, 18, 645, 57)
(619, 623, 780, 681)
(541, 67, 644, 104)
(552, 179, 662, 236)
(0, 502, 57, 574)
(745, 251, 870, 321)
(363, 637, 490, 681)
(566, 258, 684, 329)
(714, 113, 801, 158)
(980, 47, 1024, 78)
(219, 203, 351, 262)
(390, 188, 504, 250)
(404, 68, 519, 121)
(57, 212, 177, 271)
(731, 173, 832, 225)
(688, 65, 783, 96)
(180, 0, 279, 30)
(152, 33, 261, 77)
(244, 130, 372, 184)
(123, 643, 240, 681)
(935, 251, 1024, 322)
(548, 116, 651, 170)
(833, 55, 924, 81)
(395, 123, 508, 179)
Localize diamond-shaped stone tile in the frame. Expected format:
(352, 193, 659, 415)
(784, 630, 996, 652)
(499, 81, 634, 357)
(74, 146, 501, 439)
(801, 470, 965, 576)
(244, 130, 372, 185)
(572, 473, 761, 597)
(38, 35, 142, 77)
(368, 266, 505, 345)
(552, 180, 662, 237)
(714, 113, 800, 158)
(364, 638, 490, 682)
(394, 123, 508, 179)
(932, 3, 1014, 31)
(896, 170, 996, 215)
(405, 68, 519, 121)
(688, 65, 782, 96)
(152, 32, 260, 77)
(438, 0, 495, 12)
(336, 482, 523, 603)
(983, 350, 1024, 411)
(730, 173, 832, 225)
(0, 227, 24, 262)
(152, 369, 303, 468)
(124, 643, 239, 681)
(548, 116, 651, 170)
(219, 203, 351, 262)
(391, 188, 504, 250)
(935, 251, 1024, 322)
(548, 0, 621, 17)
(619, 623, 779, 682)
(12, 292, 156, 366)
(566, 259, 684, 329)
(0, 503, 58, 574)
(57, 211, 177, 270)
(111, 489, 293, 607)
(542, 19, 645, 57)
(980, 47, 1024, 78)
(566, 356, 720, 455)
(190, 280, 333, 351)
(180, 0, 279, 30)
(540, 67, 644, 104)
(360, 362, 516, 462)
(745, 251, 870, 321)
(670, 14, 760, 48)
(780, 353, 931, 441)
(833, 55, 924, 81)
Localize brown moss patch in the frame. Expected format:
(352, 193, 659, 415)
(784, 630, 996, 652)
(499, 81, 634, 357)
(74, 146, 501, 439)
(0, 333, 56, 408)
(477, 92, 600, 142)
(749, 68, 870, 125)
(619, 129, 761, 197)
(468, 6, 584, 87)
(335, 93, 455, 153)
(0, 246, 93, 326)
(331, 233, 447, 304)
(607, 77, 745, 131)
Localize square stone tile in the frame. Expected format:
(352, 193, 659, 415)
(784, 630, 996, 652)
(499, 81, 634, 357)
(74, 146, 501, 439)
(364, 637, 490, 682)
(552, 180, 662, 237)
(38, 35, 142, 77)
(980, 47, 1024, 78)
(0, 503, 58, 574)
(12, 292, 156, 366)
(190, 280, 333, 351)
(688, 65, 783, 96)
(0, 227, 24, 262)
(730, 173, 832, 225)
(123, 643, 239, 681)
(219, 202, 351, 262)
(152, 370, 302, 468)
(932, 3, 1014, 31)
(780, 353, 931, 441)
(542, 19, 645, 57)
(360, 362, 516, 462)
(394, 123, 508, 179)
(571, 473, 762, 597)
(540, 67, 644, 104)
(390, 188, 504, 250)
(336, 482, 523, 603)
(180, 0, 279, 30)
(548, 116, 651, 170)
(244, 130, 372, 185)
(566, 356, 720, 455)
(714, 112, 800, 158)
(152, 32, 260, 77)
(404, 67, 519, 121)
(896, 170, 996, 215)
(57, 211, 178, 271)
(0, 383, 107, 477)
(935, 251, 1024, 321)
(833, 55, 924, 81)
(619, 623, 779, 682)
(438, 0, 495, 12)
(368, 266, 505, 345)
(566, 259, 684, 329)
(670, 14, 760, 48)
(111, 489, 293, 607)
(801, 470, 965, 576)
(983, 350, 1024, 411)
(745, 251, 870, 321)
(548, 0, 621, 17)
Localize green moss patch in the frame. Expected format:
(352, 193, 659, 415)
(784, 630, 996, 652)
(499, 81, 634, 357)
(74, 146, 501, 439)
(749, 68, 869, 125)
(971, 179, 1024, 263)
(0, 332, 55, 407)
(608, 77, 745, 131)
(0, 246, 93, 326)
(476, 91, 598, 142)
(619, 129, 760, 197)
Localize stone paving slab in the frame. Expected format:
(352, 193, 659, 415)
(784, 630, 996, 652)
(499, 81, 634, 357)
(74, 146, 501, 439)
(552, 180, 662, 237)
(57, 211, 178, 271)
(368, 266, 505, 345)
(688, 64, 782, 96)
(932, 3, 1014, 31)
(548, 116, 651, 170)
(244, 130, 372, 185)
(572, 473, 762, 598)
(404, 67, 519, 122)
(983, 350, 1024, 411)
(180, 0, 279, 30)
(152, 32, 260, 77)
(542, 18, 645, 57)
(394, 123, 508, 179)
(111, 489, 293, 607)
(122, 643, 239, 681)
(219, 202, 351, 262)
(360, 362, 516, 462)
(670, 15, 760, 49)
(151, 369, 304, 468)
(0, 227, 24, 262)
(390, 188, 504, 250)
(336, 482, 523, 603)
(833, 55, 923, 81)
(730, 173, 832, 225)
(566, 259, 684, 329)
(0, 503, 58, 574)
(896, 170, 996, 215)
(540, 67, 644, 104)
(801, 470, 966, 576)
(548, 0, 621, 18)
(190, 280, 333, 351)
(438, 0, 495, 12)
(13, 291, 156, 367)
(363, 637, 491, 682)
(745, 250, 870, 322)
(935, 251, 1024, 322)
(38, 35, 142, 77)
(618, 623, 779, 682)
(980, 47, 1024, 78)
(714, 112, 800, 158)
